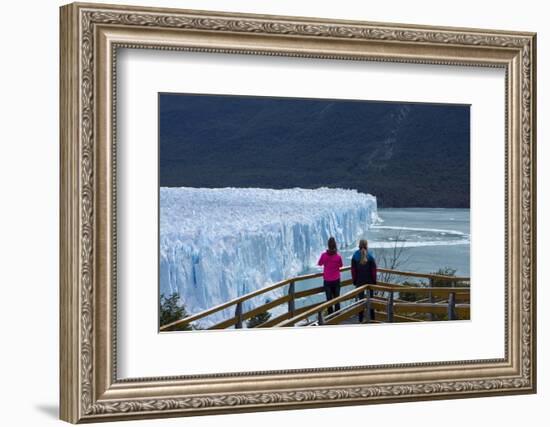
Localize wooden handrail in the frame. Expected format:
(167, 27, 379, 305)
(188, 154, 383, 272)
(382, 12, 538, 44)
(393, 302, 470, 316)
(160, 266, 471, 331)
(276, 280, 471, 327)
(208, 294, 291, 329)
(275, 285, 370, 327)
(369, 284, 470, 296)
(293, 282, 354, 299)
(282, 266, 470, 283)
(323, 301, 423, 325)
(376, 268, 470, 282)
(257, 302, 324, 328)
(160, 277, 292, 330)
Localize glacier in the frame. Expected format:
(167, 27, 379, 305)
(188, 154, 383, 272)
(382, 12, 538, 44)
(160, 187, 378, 327)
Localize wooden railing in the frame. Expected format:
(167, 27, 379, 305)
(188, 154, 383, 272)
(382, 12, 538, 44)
(160, 267, 470, 331)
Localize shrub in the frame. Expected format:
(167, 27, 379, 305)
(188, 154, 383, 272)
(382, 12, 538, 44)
(160, 292, 192, 331)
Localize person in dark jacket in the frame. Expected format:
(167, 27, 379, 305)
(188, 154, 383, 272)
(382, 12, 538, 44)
(351, 239, 377, 322)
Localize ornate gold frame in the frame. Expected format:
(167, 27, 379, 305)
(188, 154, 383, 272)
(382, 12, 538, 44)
(59, 2, 537, 423)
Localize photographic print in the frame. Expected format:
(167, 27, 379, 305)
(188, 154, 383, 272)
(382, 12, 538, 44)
(60, 4, 536, 420)
(159, 93, 471, 331)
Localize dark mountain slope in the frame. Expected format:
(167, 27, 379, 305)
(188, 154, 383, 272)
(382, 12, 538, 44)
(159, 93, 470, 208)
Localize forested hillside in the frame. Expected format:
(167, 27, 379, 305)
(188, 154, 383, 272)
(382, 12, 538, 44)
(159, 93, 470, 208)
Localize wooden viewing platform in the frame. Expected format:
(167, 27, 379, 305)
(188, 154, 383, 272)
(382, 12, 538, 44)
(160, 267, 470, 331)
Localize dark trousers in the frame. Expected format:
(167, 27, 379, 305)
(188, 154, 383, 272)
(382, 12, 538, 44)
(355, 285, 366, 323)
(354, 285, 375, 323)
(323, 279, 341, 314)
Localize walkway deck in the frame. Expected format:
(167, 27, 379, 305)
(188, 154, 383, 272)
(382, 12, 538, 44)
(160, 267, 470, 331)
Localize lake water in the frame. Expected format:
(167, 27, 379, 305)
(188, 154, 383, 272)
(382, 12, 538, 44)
(366, 208, 470, 277)
(294, 208, 470, 309)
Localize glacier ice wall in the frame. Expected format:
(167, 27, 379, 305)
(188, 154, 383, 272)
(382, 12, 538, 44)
(160, 187, 378, 327)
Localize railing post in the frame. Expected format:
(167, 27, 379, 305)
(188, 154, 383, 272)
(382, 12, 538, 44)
(287, 281, 295, 318)
(317, 311, 325, 326)
(428, 278, 435, 321)
(367, 288, 375, 322)
(387, 291, 394, 322)
(448, 292, 457, 320)
(235, 302, 243, 329)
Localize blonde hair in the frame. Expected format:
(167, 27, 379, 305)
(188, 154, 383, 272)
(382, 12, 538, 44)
(359, 239, 368, 265)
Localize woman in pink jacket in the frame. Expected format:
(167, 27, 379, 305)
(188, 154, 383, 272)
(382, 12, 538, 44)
(317, 237, 343, 314)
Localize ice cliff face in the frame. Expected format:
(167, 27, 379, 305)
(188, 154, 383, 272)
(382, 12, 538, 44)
(160, 187, 377, 326)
